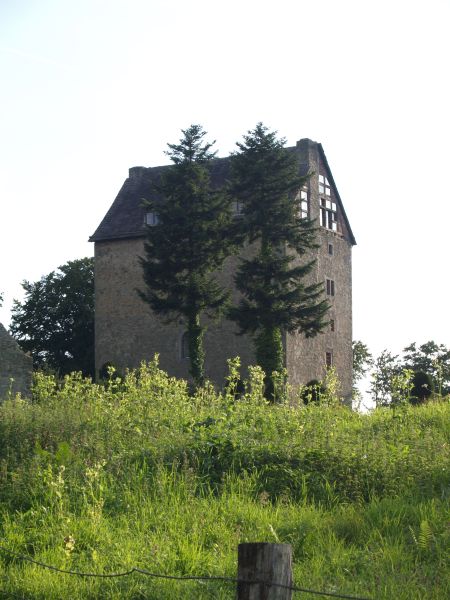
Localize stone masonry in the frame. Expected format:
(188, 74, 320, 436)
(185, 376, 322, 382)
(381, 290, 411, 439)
(0, 323, 33, 399)
(90, 137, 356, 402)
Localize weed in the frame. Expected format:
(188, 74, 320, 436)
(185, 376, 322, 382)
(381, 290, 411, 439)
(0, 362, 448, 599)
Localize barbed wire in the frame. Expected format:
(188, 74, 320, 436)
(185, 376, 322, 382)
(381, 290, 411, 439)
(0, 545, 373, 600)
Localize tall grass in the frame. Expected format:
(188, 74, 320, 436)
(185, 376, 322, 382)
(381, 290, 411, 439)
(0, 359, 448, 598)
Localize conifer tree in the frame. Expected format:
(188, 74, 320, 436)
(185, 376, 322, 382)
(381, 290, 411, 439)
(138, 125, 234, 387)
(229, 123, 329, 395)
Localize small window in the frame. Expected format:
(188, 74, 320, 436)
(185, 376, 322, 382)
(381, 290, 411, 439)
(232, 200, 244, 216)
(319, 174, 331, 196)
(330, 319, 335, 332)
(320, 198, 337, 232)
(319, 174, 337, 232)
(181, 332, 190, 359)
(326, 351, 333, 368)
(300, 190, 308, 219)
(295, 188, 309, 219)
(326, 278, 335, 296)
(328, 243, 333, 256)
(145, 211, 159, 226)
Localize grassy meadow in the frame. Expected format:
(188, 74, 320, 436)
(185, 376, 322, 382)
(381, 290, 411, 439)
(0, 359, 449, 599)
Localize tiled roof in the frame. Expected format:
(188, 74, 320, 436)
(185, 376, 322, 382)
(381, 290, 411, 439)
(89, 144, 355, 245)
(89, 158, 231, 243)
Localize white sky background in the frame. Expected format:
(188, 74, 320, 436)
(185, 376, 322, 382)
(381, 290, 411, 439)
(1, 0, 449, 390)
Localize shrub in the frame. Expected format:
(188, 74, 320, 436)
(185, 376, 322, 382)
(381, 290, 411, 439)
(301, 379, 326, 404)
(409, 370, 433, 404)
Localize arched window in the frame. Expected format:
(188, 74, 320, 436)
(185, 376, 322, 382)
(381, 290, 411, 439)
(181, 332, 190, 359)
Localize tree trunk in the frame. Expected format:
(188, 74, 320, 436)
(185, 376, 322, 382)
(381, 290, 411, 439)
(255, 325, 284, 400)
(187, 312, 205, 387)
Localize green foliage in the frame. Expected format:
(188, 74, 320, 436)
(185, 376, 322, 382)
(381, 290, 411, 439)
(369, 349, 402, 406)
(352, 340, 373, 402)
(390, 369, 414, 409)
(0, 362, 449, 599)
(353, 340, 373, 381)
(9, 257, 94, 377)
(301, 379, 325, 404)
(98, 362, 122, 381)
(368, 342, 450, 406)
(138, 125, 235, 386)
(228, 123, 329, 391)
(254, 326, 284, 399)
(403, 341, 450, 395)
(410, 371, 433, 404)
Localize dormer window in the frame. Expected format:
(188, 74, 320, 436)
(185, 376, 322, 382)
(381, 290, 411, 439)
(319, 174, 331, 196)
(295, 188, 309, 219)
(145, 211, 159, 226)
(232, 200, 244, 217)
(320, 199, 337, 231)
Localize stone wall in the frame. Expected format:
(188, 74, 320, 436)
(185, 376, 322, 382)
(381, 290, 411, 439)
(285, 140, 353, 403)
(285, 233, 353, 402)
(95, 234, 352, 402)
(0, 324, 33, 399)
(94, 138, 354, 402)
(94, 238, 257, 384)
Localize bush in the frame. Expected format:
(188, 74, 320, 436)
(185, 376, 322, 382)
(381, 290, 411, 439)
(301, 379, 326, 404)
(409, 370, 433, 404)
(0, 360, 449, 599)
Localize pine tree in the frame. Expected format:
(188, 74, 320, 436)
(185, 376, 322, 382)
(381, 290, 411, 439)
(138, 125, 234, 387)
(229, 123, 329, 395)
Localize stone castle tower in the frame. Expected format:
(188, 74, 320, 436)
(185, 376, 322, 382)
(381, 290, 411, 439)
(90, 138, 356, 401)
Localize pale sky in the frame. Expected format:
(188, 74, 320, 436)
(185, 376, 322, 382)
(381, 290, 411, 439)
(1, 0, 449, 385)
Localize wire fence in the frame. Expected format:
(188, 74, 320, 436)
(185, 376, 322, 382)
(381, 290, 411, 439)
(0, 544, 374, 599)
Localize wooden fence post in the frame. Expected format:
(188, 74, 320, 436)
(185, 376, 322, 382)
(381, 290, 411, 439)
(237, 543, 292, 599)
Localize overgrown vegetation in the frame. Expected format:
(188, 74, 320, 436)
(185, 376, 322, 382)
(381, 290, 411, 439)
(353, 339, 450, 406)
(139, 125, 236, 387)
(229, 123, 329, 392)
(0, 360, 448, 599)
(139, 123, 329, 394)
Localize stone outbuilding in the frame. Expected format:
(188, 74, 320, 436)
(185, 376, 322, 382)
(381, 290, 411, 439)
(0, 323, 33, 399)
(90, 137, 356, 402)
